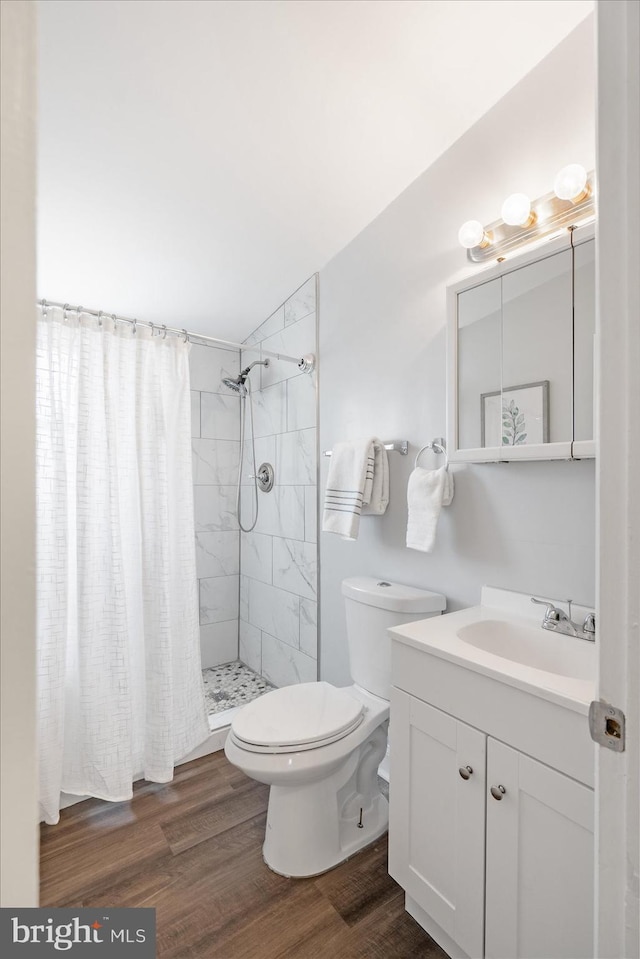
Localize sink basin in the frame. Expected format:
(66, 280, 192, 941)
(389, 587, 596, 715)
(456, 618, 594, 680)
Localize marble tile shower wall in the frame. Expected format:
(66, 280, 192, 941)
(239, 275, 318, 688)
(190, 343, 242, 668)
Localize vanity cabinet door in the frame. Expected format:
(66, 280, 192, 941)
(485, 739, 594, 959)
(389, 689, 486, 958)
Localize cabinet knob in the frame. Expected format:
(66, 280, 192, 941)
(490, 784, 507, 801)
(458, 765, 473, 780)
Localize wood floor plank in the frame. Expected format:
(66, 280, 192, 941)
(313, 836, 398, 927)
(280, 890, 446, 959)
(40, 751, 448, 959)
(154, 835, 299, 958)
(40, 752, 244, 861)
(40, 821, 170, 907)
(63, 807, 271, 913)
(338, 889, 448, 959)
(160, 779, 269, 854)
(193, 880, 347, 959)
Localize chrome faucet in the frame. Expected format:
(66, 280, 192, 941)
(531, 598, 596, 642)
(582, 611, 596, 638)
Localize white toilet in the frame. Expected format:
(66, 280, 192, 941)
(224, 576, 445, 877)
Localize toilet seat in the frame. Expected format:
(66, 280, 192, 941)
(230, 681, 364, 754)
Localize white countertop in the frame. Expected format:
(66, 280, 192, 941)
(390, 601, 596, 716)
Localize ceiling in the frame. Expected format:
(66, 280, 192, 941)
(37, 0, 593, 341)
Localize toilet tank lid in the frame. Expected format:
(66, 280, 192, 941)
(342, 577, 446, 613)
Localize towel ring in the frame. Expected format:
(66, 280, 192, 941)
(415, 440, 449, 472)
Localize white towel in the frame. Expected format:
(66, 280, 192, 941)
(406, 466, 454, 553)
(322, 438, 389, 539)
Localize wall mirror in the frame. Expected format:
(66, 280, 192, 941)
(447, 222, 595, 463)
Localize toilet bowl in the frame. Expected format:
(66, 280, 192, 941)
(225, 681, 389, 877)
(224, 577, 446, 877)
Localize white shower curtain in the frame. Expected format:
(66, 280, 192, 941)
(36, 306, 209, 825)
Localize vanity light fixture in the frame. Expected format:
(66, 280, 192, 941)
(553, 163, 590, 203)
(501, 193, 535, 227)
(458, 220, 491, 250)
(459, 165, 595, 262)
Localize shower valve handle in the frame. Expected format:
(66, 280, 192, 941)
(249, 463, 275, 493)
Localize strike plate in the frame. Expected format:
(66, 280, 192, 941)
(588, 700, 626, 752)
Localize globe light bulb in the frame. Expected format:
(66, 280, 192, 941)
(554, 164, 589, 203)
(501, 193, 534, 227)
(458, 220, 487, 250)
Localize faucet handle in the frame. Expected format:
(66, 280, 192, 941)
(531, 597, 564, 622)
(583, 612, 596, 636)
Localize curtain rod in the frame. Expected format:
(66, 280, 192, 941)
(37, 299, 315, 371)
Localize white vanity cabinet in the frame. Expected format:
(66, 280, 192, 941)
(484, 739, 594, 959)
(389, 690, 487, 958)
(389, 634, 595, 959)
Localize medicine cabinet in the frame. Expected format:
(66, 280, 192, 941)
(446, 222, 595, 463)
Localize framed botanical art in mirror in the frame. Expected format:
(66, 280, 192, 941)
(481, 380, 549, 448)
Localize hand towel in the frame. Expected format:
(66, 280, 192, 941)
(362, 439, 389, 515)
(322, 439, 372, 540)
(322, 437, 390, 539)
(406, 466, 454, 553)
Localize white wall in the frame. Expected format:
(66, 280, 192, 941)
(0, 0, 39, 906)
(319, 19, 596, 686)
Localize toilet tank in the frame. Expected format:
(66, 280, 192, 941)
(342, 577, 446, 700)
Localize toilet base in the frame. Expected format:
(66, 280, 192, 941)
(261, 726, 389, 878)
(263, 786, 389, 878)
(264, 812, 389, 879)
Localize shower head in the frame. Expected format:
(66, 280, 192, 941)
(221, 359, 269, 395)
(221, 376, 246, 394)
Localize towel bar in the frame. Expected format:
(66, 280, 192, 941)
(323, 440, 408, 457)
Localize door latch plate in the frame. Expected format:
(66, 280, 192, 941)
(588, 700, 626, 751)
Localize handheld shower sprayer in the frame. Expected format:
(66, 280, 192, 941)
(220, 358, 270, 532)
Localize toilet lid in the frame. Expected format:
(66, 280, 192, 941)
(231, 682, 364, 751)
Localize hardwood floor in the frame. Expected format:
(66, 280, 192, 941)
(40, 751, 448, 959)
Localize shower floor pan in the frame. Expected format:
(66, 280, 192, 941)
(202, 661, 274, 732)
